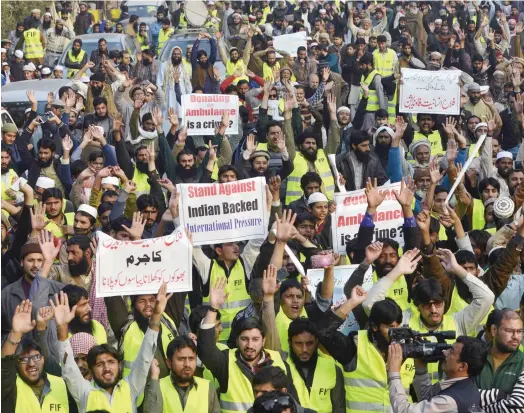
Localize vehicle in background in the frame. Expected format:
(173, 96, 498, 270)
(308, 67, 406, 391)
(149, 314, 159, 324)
(119, 0, 168, 40)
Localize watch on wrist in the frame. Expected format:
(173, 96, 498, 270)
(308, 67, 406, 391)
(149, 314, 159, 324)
(208, 307, 219, 313)
(149, 321, 161, 328)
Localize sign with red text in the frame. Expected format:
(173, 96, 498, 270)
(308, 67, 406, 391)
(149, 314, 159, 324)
(332, 182, 404, 254)
(177, 177, 268, 246)
(95, 229, 192, 297)
(181, 94, 239, 135)
(399, 68, 461, 115)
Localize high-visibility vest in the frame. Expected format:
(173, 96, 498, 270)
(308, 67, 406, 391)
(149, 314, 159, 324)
(288, 355, 336, 413)
(24, 28, 44, 59)
(158, 28, 174, 54)
(178, 12, 188, 28)
(16, 374, 69, 413)
(2, 169, 19, 201)
(66, 49, 86, 78)
(345, 330, 415, 412)
(413, 131, 444, 156)
(137, 33, 149, 51)
(202, 259, 252, 342)
(373, 48, 396, 77)
(263, 61, 280, 81)
(285, 149, 335, 205)
(68, 320, 107, 344)
(159, 375, 210, 413)
(204, 9, 219, 30)
(472, 198, 485, 230)
(360, 70, 380, 112)
(45, 212, 75, 239)
(372, 271, 410, 311)
(203, 342, 229, 388)
(133, 166, 151, 198)
(447, 285, 491, 335)
(275, 307, 307, 355)
(226, 58, 245, 76)
(408, 312, 456, 383)
(85, 379, 133, 412)
(220, 348, 287, 413)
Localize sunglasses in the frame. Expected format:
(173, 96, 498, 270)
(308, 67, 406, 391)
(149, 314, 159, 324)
(269, 94, 277, 99)
(259, 396, 293, 413)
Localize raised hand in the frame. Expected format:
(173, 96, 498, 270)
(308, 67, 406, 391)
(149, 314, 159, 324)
(436, 248, 464, 275)
(429, 158, 443, 184)
(157, 178, 176, 194)
(39, 230, 62, 263)
(153, 282, 173, 316)
(327, 93, 337, 116)
(209, 277, 229, 309)
(11, 300, 36, 334)
(62, 135, 74, 153)
(446, 139, 458, 164)
(393, 178, 415, 208)
(168, 107, 179, 128)
(47, 92, 55, 105)
(284, 93, 296, 112)
(416, 209, 431, 233)
(121, 211, 146, 240)
(208, 141, 217, 161)
(268, 175, 282, 199)
(64, 90, 76, 108)
(276, 132, 286, 152)
(168, 188, 181, 219)
(365, 241, 384, 265)
(276, 209, 297, 243)
(36, 306, 54, 331)
(349, 285, 368, 306)
(365, 177, 386, 211)
(30, 203, 49, 232)
(245, 133, 256, 153)
(49, 291, 77, 326)
(262, 264, 280, 298)
(177, 127, 188, 145)
(150, 358, 160, 380)
(221, 110, 230, 129)
(122, 180, 137, 193)
(213, 66, 221, 81)
(151, 107, 163, 127)
(27, 90, 37, 105)
(393, 248, 421, 275)
(443, 117, 457, 137)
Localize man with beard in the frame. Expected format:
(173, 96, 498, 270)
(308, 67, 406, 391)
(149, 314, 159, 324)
(191, 32, 219, 93)
(403, 113, 446, 157)
(372, 124, 410, 182)
(131, 49, 159, 84)
(57, 283, 169, 412)
(55, 204, 97, 264)
(43, 18, 73, 67)
(158, 18, 174, 57)
(336, 130, 387, 191)
(509, 169, 524, 197)
(8, 22, 25, 54)
(358, 53, 388, 131)
(469, 54, 489, 86)
(41, 188, 74, 240)
(150, 7, 167, 53)
(488, 151, 513, 197)
(288, 173, 321, 216)
(64, 38, 87, 78)
(61, 284, 107, 344)
(217, 30, 252, 81)
(16, 20, 46, 65)
(293, 46, 318, 86)
(364, 248, 494, 384)
(50, 234, 96, 289)
(498, 92, 522, 158)
(476, 310, 524, 398)
(74, 2, 94, 35)
(1, 145, 22, 204)
(157, 46, 192, 114)
(1, 124, 23, 174)
(89, 38, 108, 73)
(487, 70, 507, 109)
(1, 302, 72, 413)
(143, 335, 221, 413)
(464, 83, 502, 135)
(408, 139, 431, 169)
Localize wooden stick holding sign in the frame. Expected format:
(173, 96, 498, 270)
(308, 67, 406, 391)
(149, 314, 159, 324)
(445, 134, 486, 205)
(328, 154, 347, 193)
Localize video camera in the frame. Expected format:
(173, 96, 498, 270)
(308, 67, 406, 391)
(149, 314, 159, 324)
(389, 327, 456, 363)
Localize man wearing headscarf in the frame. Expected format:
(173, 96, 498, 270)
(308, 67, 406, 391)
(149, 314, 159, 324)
(69, 332, 97, 380)
(44, 18, 73, 67)
(157, 46, 192, 116)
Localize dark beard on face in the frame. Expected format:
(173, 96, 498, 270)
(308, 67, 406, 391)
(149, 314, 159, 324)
(72, 48, 81, 56)
(135, 161, 149, 174)
(38, 158, 53, 168)
(43, 21, 51, 30)
(91, 85, 103, 96)
(68, 256, 89, 276)
(142, 58, 151, 66)
(498, 167, 510, 178)
(1, 166, 9, 174)
(375, 143, 390, 158)
(69, 316, 93, 335)
(172, 56, 182, 65)
(176, 164, 198, 180)
(93, 371, 121, 389)
(133, 307, 150, 333)
(250, 167, 266, 177)
(300, 148, 317, 162)
(354, 149, 370, 163)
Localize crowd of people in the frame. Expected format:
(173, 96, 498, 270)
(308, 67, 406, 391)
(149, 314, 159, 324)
(2, 0, 524, 413)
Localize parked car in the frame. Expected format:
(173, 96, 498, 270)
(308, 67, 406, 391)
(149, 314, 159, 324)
(57, 33, 138, 78)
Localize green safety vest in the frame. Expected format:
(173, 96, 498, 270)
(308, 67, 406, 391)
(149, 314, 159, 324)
(220, 348, 287, 413)
(16, 374, 69, 413)
(203, 342, 229, 388)
(413, 130, 444, 156)
(66, 49, 86, 78)
(276, 306, 308, 355)
(345, 330, 415, 412)
(472, 198, 486, 230)
(68, 319, 107, 344)
(360, 70, 380, 112)
(158, 28, 174, 54)
(85, 379, 133, 412)
(286, 149, 335, 205)
(24, 28, 44, 59)
(202, 259, 252, 342)
(372, 271, 410, 311)
(159, 375, 210, 413)
(133, 166, 151, 198)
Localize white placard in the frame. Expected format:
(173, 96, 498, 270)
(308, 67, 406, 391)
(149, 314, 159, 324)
(331, 183, 404, 254)
(272, 31, 307, 57)
(399, 68, 461, 115)
(178, 177, 268, 246)
(181, 94, 239, 135)
(95, 229, 193, 297)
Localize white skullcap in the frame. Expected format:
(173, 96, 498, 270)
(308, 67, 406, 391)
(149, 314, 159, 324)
(44, 12, 52, 17)
(77, 204, 98, 219)
(474, 122, 488, 131)
(14, 50, 23, 58)
(307, 192, 328, 205)
(336, 106, 350, 115)
(101, 176, 120, 187)
(435, 19, 443, 24)
(0, 48, 6, 53)
(23, 65, 33, 72)
(2, 61, 8, 67)
(27, 63, 36, 71)
(36, 177, 55, 189)
(208, 1, 215, 4)
(41, 67, 51, 75)
(24, 108, 31, 114)
(374, 126, 395, 139)
(493, 197, 515, 219)
(496, 151, 513, 161)
(319, 8, 326, 13)
(80, 75, 90, 83)
(54, 65, 64, 71)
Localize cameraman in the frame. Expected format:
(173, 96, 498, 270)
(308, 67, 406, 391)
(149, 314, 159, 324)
(386, 336, 488, 413)
(364, 248, 495, 384)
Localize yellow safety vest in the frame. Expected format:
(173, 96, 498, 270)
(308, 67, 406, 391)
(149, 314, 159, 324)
(373, 48, 396, 77)
(158, 28, 174, 54)
(288, 355, 336, 413)
(85, 379, 133, 412)
(159, 375, 210, 413)
(345, 330, 415, 412)
(276, 307, 308, 355)
(226, 59, 246, 77)
(202, 259, 251, 342)
(360, 69, 380, 112)
(68, 319, 107, 344)
(413, 131, 444, 156)
(45, 212, 75, 240)
(16, 374, 69, 413)
(66, 49, 86, 78)
(408, 312, 456, 383)
(204, 9, 219, 30)
(263, 62, 280, 81)
(286, 150, 335, 205)
(24, 28, 44, 59)
(178, 12, 188, 28)
(447, 284, 491, 335)
(133, 166, 151, 198)
(372, 271, 410, 311)
(472, 198, 485, 230)
(220, 348, 287, 413)
(137, 33, 149, 51)
(203, 342, 229, 388)
(2, 169, 19, 201)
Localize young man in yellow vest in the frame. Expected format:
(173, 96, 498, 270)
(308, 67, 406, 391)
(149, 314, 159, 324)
(41, 188, 74, 240)
(363, 248, 495, 384)
(2, 300, 71, 412)
(358, 53, 388, 131)
(143, 335, 221, 413)
(64, 38, 87, 79)
(404, 113, 446, 157)
(216, 30, 252, 79)
(197, 277, 292, 413)
(157, 18, 174, 57)
(57, 283, 170, 412)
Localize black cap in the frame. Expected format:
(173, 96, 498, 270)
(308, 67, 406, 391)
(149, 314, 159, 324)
(360, 53, 374, 65)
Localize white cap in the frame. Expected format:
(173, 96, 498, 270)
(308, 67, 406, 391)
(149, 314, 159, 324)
(493, 197, 515, 219)
(41, 67, 51, 75)
(101, 176, 120, 187)
(208, 1, 215, 4)
(2, 61, 8, 67)
(23, 65, 34, 72)
(14, 50, 23, 58)
(44, 12, 52, 17)
(27, 62, 36, 71)
(36, 177, 55, 189)
(307, 192, 328, 205)
(54, 65, 64, 71)
(496, 151, 513, 161)
(337, 106, 350, 115)
(0, 48, 6, 53)
(474, 122, 488, 131)
(319, 8, 326, 13)
(80, 75, 90, 83)
(435, 18, 443, 24)
(24, 108, 31, 114)
(77, 204, 98, 219)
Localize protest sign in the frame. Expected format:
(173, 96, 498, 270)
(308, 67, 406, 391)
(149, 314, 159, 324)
(331, 182, 404, 254)
(307, 265, 373, 308)
(181, 94, 239, 135)
(178, 177, 268, 246)
(273, 31, 307, 57)
(399, 68, 461, 115)
(95, 229, 192, 297)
